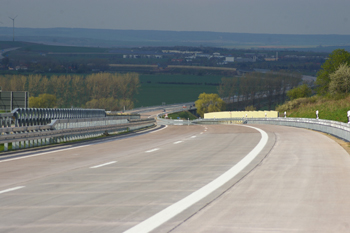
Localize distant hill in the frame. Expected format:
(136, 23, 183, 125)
(0, 27, 350, 51)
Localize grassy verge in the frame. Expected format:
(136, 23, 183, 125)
(276, 95, 350, 123)
(167, 111, 198, 120)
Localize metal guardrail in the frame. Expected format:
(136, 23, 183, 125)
(157, 115, 350, 142)
(0, 108, 107, 128)
(245, 117, 350, 141)
(0, 117, 155, 152)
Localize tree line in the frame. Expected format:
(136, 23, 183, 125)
(218, 71, 302, 110)
(0, 73, 139, 110)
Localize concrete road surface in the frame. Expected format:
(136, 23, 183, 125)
(0, 124, 350, 232)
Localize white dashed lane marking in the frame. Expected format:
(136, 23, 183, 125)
(90, 161, 117, 169)
(0, 186, 25, 194)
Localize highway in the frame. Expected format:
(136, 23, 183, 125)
(1, 123, 350, 232)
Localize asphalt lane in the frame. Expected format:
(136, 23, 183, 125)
(166, 125, 350, 233)
(0, 124, 268, 232)
(0, 124, 349, 232)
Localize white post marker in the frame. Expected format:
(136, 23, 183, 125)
(284, 111, 286, 118)
(316, 110, 319, 119)
(123, 125, 268, 233)
(347, 110, 350, 123)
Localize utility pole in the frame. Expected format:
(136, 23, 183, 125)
(9, 16, 17, 42)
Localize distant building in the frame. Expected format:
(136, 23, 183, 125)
(171, 59, 183, 62)
(264, 58, 278, 61)
(225, 57, 234, 62)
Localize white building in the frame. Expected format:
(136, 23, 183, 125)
(225, 57, 234, 62)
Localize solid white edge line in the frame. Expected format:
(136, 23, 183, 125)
(0, 186, 25, 194)
(0, 145, 90, 163)
(146, 148, 159, 153)
(90, 161, 117, 169)
(150, 125, 168, 134)
(123, 125, 268, 233)
(174, 141, 183, 144)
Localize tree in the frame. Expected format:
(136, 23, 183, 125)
(287, 84, 312, 100)
(29, 94, 57, 108)
(316, 49, 350, 95)
(1, 57, 9, 67)
(218, 77, 238, 102)
(195, 93, 225, 118)
(245, 105, 256, 111)
(329, 64, 350, 95)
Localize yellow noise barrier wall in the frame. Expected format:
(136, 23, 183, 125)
(204, 111, 278, 119)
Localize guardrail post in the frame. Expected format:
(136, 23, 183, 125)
(34, 135, 38, 147)
(13, 136, 17, 150)
(25, 140, 29, 148)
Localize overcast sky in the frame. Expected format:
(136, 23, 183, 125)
(1, 0, 350, 35)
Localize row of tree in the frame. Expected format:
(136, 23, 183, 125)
(218, 71, 302, 110)
(0, 73, 140, 110)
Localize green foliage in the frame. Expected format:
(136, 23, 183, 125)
(276, 94, 350, 123)
(195, 93, 225, 118)
(219, 71, 302, 110)
(276, 96, 319, 112)
(287, 84, 312, 100)
(329, 63, 350, 95)
(29, 93, 57, 108)
(167, 111, 198, 120)
(0, 73, 139, 110)
(245, 105, 256, 111)
(85, 97, 134, 111)
(1, 57, 9, 66)
(316, 49, 350, 95)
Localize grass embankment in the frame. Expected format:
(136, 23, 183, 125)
(276, 95, 350, 123)
(167, 111, 198, 120)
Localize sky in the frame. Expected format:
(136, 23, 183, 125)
(1, 0, 350, 35)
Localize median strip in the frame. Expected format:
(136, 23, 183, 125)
(90, 161, 117, 169)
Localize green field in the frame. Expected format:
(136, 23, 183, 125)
(135, 74, 223, 107)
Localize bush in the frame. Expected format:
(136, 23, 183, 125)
(245, 105, 256, 111)
(287, 84, 312, 100)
